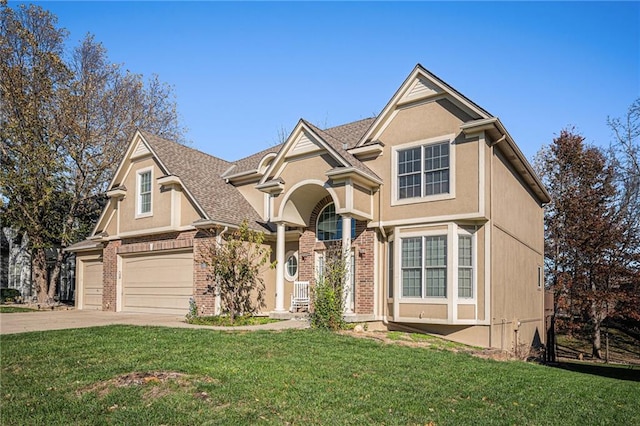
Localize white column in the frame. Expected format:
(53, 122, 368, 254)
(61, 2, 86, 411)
(342, 215, 353, 314)
(275, 222, 286, 312)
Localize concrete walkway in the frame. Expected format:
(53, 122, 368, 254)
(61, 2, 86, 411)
(0, 309, 310, 335)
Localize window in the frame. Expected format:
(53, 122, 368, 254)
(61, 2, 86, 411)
(137, 169, 152, 216)
(397, 141, 450, 199)
(401, 237, 422, 297)
(316, 203, 356, 241)
(425, 236, 447, 297)
(537, 266, 543, 289)
(400, 232, 474, 299)
(458, 235, 473, 298)
(285, 252, 298, 280)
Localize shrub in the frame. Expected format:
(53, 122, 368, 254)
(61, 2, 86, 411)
(1, 288, 21, 303)
(311, 243, 348, 331)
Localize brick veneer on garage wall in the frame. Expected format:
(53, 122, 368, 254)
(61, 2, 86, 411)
(298, 196, 375, 315)
(100, 230, 216, 313)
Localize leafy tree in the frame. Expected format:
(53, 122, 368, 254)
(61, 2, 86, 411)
(201, 221, 272, 323)
(535, 129, 630, 358)
(0, 4, 184, 303)
(311, 243, 349, 330)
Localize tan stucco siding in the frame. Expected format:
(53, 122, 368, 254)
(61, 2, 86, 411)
(361, 100, 481, 224)
(492, 149, 544, 253)
(379, 99, 469, 145)
(261, 241, 277, 312)
(399, 303, 448, 319)
(119, 158, 173, 232)
(392, 323, 490, 348)
(491, 226, 544, 351)
(235, 183, 266, 222)
(180, 191, 202, 226)
(351, 183, 372, 218)
(102, 203, 117, 236)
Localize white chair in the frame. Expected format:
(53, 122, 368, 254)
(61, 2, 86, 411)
(290, 281, 310, 312)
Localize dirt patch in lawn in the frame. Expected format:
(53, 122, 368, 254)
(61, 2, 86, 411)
(77, 371, 218, 400)
(343, 329, 512, 361)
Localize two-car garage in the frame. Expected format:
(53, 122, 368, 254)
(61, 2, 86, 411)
(120, 251, 194, 315)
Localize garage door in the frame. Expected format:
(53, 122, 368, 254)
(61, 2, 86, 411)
(82, 259, 103, 310)
(122, 250, 194, 315)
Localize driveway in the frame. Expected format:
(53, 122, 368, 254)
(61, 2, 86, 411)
(0, 309, 310, 335)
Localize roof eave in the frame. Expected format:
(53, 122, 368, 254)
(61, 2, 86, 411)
(462, 118, 551, 204)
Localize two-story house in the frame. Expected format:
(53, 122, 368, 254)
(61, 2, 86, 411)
(68, 64, 550, 353)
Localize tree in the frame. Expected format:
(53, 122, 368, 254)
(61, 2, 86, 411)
(607, 99, 640, 324)
(311, 242, 349, 330)
(0, 3, 185, 303)
(535, 129, 630, 358)
(201, 221, 272, 323)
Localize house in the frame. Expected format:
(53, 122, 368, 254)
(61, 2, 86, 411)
(68, 64, 550, 353)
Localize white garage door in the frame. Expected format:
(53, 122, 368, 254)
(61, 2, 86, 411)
(122, 250, 194, 315)
(82, 259, 104, 310)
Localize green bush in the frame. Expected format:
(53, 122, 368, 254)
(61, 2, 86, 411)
(311, 243, 347, 331)
(1, 288, 22, 303)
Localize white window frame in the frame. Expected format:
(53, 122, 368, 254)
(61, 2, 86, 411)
(284, 250, 298, 281)
(456, 229, 476, 300)
(136, 167, 153, 218)
(392, 134, 456, 206)
(398, 226, 476, 303)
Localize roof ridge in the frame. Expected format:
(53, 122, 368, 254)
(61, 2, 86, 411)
(321, 116, 377, 132)
(139, 130, 232, 167)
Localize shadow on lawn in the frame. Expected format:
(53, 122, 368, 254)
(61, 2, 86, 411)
(552, 361, 640, 382)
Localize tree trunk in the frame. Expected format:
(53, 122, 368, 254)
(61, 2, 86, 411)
(592, 314, 603, 359)
(32, 248, 51, 304)
(47, 248, 64, 301)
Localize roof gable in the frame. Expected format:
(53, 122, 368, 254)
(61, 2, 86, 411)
(357, 64, 492, 147)
(258, 120, 351, 185)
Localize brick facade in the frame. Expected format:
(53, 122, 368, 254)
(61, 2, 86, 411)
(298, 196, 376, 315)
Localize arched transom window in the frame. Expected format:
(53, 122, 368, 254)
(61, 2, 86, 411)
(316, 203, 356, 241)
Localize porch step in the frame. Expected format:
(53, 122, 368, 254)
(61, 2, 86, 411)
(269, 311, 310, 321)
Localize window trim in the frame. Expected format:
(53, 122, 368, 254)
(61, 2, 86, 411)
(391, 134, 456, 206)
(284, 251, 298, 281)
(397, 226, 476, 303)
(136, 167, 153, 218)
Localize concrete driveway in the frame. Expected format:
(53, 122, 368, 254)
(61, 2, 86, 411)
(0, 309, 310, 335)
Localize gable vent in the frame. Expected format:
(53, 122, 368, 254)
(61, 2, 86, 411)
(287, 131, 322, 157)
(131, 140, 151, 159)
(401, 77, 442, 103)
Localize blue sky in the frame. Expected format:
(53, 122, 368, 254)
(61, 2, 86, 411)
(27, 1, 640, 162)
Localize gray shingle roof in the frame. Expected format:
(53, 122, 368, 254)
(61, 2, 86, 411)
(139, 131, 265, 230)
(224, 143, 283, 177)
(303, 119, 381, 182)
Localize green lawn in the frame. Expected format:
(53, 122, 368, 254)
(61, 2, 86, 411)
(1, 327, 638, 425)
(0, 306, 38, 313)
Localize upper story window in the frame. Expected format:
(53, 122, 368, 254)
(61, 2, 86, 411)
(396, 139, 452, 201)
(137, 168, 152, 217)
(316, 203, 356, 241)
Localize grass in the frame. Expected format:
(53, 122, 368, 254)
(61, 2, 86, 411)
(0, 306, 38, 313)
(2, 326, 639, 425)
(185, 315, 280, 327)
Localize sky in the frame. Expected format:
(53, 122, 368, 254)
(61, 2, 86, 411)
(23, 1, 640, 163)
